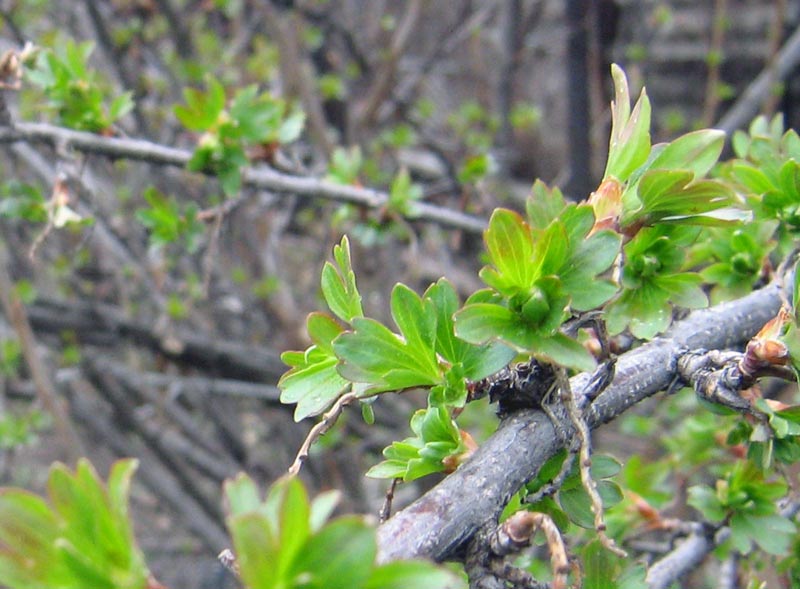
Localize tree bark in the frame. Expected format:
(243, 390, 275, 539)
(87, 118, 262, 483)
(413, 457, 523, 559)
(377, 281, 783, 562)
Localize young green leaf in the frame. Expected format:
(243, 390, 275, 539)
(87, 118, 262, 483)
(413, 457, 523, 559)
(321, 236, 363, 323)
(604, 64, 652, 182)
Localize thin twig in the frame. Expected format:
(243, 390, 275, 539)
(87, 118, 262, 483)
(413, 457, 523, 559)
(701, 0, 729, 126)
(716, 23, 800, 135)
(356, 0, 422, 128)
(288, 390, 358, 476)
(0, 238, 84, 462)
(379, 477, 400, 523)
(0, 121, 487, 233)
(555, 366, 627, 557)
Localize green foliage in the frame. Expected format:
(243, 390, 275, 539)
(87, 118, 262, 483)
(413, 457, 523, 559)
(281, 237, 513, 423)
(280, 236, 361, 421)
(0, 459, 150, 589)
(326, 146, 363, 185)
(723, 114, 800, 253)
(516, 451, 623, 530)
(581, 541, 647, 589)
(24, 40, 133, 133)
(0, 409, 48, 450)
(386, 168, 422, 217)
(688, 461, 795, 555)
(224, 474, 465, 589)
(604, 63, 651, 182)
(697, 222, 777, 303)
(135, 187, 205, 252)
(454, 201, 620, 371)
(366, 406, 465, 481)
(606, 225, 707, 338)
(0, 337, 22, 376)
(174, 76, 305, 195)
(0, 182, 47, 223)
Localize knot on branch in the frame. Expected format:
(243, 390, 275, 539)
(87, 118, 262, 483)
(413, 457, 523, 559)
(468, 360, 557, 417)
(466, 512, 571, 589)
(677, 350, 753, 412)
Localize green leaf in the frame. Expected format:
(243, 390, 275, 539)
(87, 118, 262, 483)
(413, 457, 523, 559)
(581, 539, 619, 589)
(224, 473, 262, 517)
(655, 273, 708, 309)
(526, 180, 567, 229)
(687, 484, 727, 522)
(730, 512, 795, 555)
(481, 208, 536, 294)
(454, 302, 525, 346)
(228, 512, 279, 589)
(279, 108, 306, 144)
(388, 168, 423, 217)
(365, 460, 408, 480)
(334, 316, 440, 393)
(427, 280, 516, 378)
(321, 236, 363, 322)
(560, 230, 621, 310)
(366, 560, 466, 589)
(309, 490, 341, 533)
(605, 64, 651, 181)
(647, 129, 725, 178)
(535, 333, 596, 372)
(279, 347, 350, 421)
(306, 312, 344, 356)
(290, 517, 376, 589)
(390, 283, 436, 355)
(276, 477, 310, 578)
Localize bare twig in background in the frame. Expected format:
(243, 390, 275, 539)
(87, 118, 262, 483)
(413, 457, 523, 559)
(716, 23, 800, 135)
(263, 1, 335, 157)
(701, 0, 729, 126)
(762, 0, 788, 116)
(0, 239, 84, 462)
(356, 0, 422, 129)
(0, 121, 487, 232)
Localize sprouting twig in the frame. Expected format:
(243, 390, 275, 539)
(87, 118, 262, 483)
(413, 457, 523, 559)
(288, 390, 358, 476)
(379, 477, 400, 523)
(555, 367, 627, 558)
(217, 548, 240, 578)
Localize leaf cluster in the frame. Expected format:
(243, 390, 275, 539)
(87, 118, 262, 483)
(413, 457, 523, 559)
(224, 474, 464, 589)
(174, 76, 305, 195)
(24, 40, 133, 133)
(0, 459, 150, 589)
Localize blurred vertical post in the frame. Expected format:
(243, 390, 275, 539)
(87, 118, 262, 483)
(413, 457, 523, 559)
(565, 0, 592, 199)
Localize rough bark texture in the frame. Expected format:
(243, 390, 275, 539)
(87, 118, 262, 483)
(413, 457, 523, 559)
(377, 282, 783, 562)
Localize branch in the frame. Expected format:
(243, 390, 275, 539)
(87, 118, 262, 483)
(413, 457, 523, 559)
(645, 500, 800, 589)
(25, 296, 286, 382)
(376, 281, 783, 563)
(0, 122, 487, 233)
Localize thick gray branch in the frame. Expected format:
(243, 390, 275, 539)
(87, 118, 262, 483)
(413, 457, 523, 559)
(376, 282, 783, 563)
(0, 122, 486, 233)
